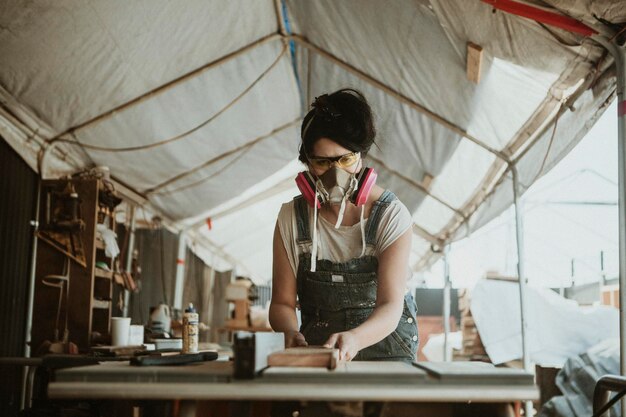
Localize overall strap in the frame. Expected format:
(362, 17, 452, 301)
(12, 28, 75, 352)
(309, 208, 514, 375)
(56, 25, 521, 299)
(364, 190, 397, 246)
(293, 196, 311, 244)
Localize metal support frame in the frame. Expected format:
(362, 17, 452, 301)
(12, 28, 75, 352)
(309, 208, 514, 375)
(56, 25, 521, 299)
(591, 33, 626, 415)
(21, 180, 40, 410)
(122, 205, 136, 317)
(511, 166, 533, 417)
(442, 243, 451, 362)
(614, 41, 626, 417)
(23, 182, 40, 358)
(593, 374, 626, 417)
(173, 230, 188, 312)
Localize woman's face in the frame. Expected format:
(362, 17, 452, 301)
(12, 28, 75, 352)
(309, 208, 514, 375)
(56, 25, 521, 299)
(308, 137, 362, 177)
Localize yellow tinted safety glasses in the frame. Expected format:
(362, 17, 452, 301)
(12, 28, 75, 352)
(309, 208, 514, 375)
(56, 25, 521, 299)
(307, 152, 360, 170)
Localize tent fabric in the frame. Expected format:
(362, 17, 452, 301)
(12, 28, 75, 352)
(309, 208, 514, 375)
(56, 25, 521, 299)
(0, 0, 621, 282)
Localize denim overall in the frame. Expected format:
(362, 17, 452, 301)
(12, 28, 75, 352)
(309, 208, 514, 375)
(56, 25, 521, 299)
(294, 190, 419, 362)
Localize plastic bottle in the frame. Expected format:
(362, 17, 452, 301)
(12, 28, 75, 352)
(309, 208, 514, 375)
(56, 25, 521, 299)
(182, 303, 199, 353)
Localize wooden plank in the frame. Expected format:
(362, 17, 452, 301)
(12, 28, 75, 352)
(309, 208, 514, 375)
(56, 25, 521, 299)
(92, 299, 111, 309)
(467, 42, 483, 84)
(94, 268, 112, 279)
(268, 347, 339, 369)
(262, 361, 427, 384)
(421, 173, 434, 191)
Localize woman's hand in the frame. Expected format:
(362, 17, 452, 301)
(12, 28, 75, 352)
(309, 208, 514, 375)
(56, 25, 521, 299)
(324, 330, 361, 361)
(285, 330, 308, 348)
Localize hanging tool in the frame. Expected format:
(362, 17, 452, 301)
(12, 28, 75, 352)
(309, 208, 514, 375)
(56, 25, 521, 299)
(41, 257, 70, 344)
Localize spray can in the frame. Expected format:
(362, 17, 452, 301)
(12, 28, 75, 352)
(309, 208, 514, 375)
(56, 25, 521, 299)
(182, 303, 199, 353)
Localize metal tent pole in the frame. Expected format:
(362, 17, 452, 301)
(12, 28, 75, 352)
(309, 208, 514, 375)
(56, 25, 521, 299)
(173, 230, 188, 312)
(609, 37, 626, 416)
(443, 243, 451, 361)
(122, 205, 136, 318)
(23, 182, 40, 358)
(21, 181, 41, 410)
(511, 166, 533, 417)
(592, 34, 625, 414)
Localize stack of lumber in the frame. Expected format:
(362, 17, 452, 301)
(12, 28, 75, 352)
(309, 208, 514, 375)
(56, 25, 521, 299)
(453, 288, 490, 363)
(601, 284, 619, 308)
(268, 347, 340, 370)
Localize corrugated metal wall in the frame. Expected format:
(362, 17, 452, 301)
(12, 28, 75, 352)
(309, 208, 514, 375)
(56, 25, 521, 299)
(0, 137, 38, 416)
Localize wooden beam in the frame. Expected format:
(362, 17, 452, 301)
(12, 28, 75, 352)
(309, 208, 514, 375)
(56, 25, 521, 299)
(467, 42, 483, 84)
(421, 173, 434, 190)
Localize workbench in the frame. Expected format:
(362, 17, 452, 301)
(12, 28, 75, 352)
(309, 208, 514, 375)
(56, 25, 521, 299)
(48, 360, 539, 416)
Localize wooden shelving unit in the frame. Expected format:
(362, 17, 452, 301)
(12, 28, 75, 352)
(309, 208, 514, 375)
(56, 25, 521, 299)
(31, 178, 119, 353)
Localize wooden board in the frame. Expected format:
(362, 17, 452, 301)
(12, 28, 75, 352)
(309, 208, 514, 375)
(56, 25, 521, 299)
(262, 361, 427, 384)
(466, 42, 483, 84)
(267, 347, 339, 369)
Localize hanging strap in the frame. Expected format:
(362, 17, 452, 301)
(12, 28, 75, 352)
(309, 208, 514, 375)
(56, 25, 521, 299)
(364, 190, 397, 246)
(294, 196, 311, 244)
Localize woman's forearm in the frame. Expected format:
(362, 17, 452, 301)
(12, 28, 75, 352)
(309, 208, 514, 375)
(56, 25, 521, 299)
(269, 302, 299, 333)
(351, 301, 403, 350)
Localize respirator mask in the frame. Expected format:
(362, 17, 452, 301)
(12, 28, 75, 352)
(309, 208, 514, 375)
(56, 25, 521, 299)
(295, 165, 377, 272)
(296, 166, 376, 209)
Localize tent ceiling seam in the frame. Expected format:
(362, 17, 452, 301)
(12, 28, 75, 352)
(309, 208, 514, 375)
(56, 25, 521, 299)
(506, 40, 604, 161)
(274, 0, 288, 37)
(43, 33, 282, 144)
(413, 39, 609, 270)
(424, 64, 615, 272)
(368, 154, 463, 219)
(186, 229, 245, 275)
(512, 53, 614, 165)
(60, 44, 289, 154)
(412, 224, 442, 246)
(0, 101, 46, 149)
(144, 118, 301, 195)
(286, 34, 511, 164)
(189, 176, 296, 230)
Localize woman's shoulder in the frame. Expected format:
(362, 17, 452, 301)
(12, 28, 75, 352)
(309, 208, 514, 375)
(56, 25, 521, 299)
(375, 190, 411, 225)
(367, 186, 407, 209)
(278, 198, 297, 218)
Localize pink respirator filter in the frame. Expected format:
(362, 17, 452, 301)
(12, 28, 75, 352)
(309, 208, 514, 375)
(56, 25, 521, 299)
(295, 171, 321, 209)
(353, 168, 377, 207)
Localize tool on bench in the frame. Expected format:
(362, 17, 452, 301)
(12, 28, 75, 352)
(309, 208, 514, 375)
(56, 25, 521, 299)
(130, 351, 218, 366)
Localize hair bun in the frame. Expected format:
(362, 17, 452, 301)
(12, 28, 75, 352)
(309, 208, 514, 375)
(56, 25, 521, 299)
(312, 94, 342, 120)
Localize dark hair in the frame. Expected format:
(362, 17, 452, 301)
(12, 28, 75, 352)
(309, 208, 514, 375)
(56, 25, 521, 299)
(298, 88, 376, 163)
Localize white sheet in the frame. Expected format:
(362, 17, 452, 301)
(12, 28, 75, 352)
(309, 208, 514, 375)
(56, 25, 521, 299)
(471, 279, 618, 366)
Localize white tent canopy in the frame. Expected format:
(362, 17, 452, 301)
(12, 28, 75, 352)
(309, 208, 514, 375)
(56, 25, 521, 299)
(0, 0, 622, 283)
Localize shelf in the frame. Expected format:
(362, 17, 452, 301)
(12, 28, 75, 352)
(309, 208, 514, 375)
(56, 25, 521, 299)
(92, 299, 111, 309)
(95, 239, 105, 250)
(94, 268, 112, 279)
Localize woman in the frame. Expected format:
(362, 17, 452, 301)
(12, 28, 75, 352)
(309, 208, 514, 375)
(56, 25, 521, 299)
(270, 88, 418, 363)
